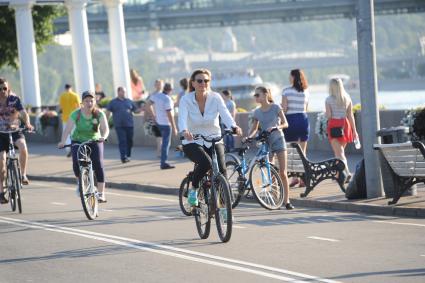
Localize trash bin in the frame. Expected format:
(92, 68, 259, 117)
(376, 126, 417, 198)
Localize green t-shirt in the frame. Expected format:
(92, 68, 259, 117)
(70, 109, 105, 142)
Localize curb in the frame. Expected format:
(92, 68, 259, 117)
(29, 175, 425, 218)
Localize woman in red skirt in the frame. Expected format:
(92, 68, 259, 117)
(325, 78, 359, 182)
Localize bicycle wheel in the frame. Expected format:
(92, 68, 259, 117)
(79, 167, 98, 220)
(213, 174, 233, 243)
(225, 160, 244, 209)
(194, 186, 211, 239)
(7, 165, 16, 212)
(14, 163, 23, 214)
(249, 162, 284, 210)
(179, 176, 192, 216)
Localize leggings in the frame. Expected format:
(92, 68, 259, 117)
(71, 141, 105, 183)
(183, 143, 226, 188)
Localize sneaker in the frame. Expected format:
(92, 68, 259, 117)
(188, 188, 198, 206)
(121, 157, 130, 164)
(66, 151, 72, 158)
(285, 203, 294, 210)
(0, 192, 8, 204)
(161, 163, 175, 170)
(21, 175, 29, 185)
(289, 178, 299, 188)
(97, 192, 107, 203)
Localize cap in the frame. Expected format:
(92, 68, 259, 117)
(81, 90, 95, 100)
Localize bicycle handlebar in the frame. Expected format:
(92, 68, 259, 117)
(179, 129, 234, 143)
(0, 127, 31, 134)
(61, 139, 105, 149)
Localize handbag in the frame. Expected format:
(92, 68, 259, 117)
(330, 127, 344, 138)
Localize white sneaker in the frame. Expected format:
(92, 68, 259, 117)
(97, 192, 107, 203)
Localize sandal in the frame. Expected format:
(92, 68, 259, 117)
(289, 178, 299, 188)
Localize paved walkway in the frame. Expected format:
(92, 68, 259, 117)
(27, 142, 425, 217)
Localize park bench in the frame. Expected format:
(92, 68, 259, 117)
(287, 143, 346, 198)
(373, 141, 425, 205)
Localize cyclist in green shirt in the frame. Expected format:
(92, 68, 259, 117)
(58, 91, 110, 202)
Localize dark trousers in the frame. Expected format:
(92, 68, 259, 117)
(183, 143, 226, 188)
(72, 142, 105, 182)
(115, 126, 134, 160)
(158, 124, 171, 167)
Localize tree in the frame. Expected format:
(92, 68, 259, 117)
(0, 5, 64, 69)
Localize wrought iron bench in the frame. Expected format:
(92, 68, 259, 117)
(287, 143, 346, 197)
(373, 141, 425, 205)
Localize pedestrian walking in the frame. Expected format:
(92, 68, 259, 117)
(244, 86, 293, 209)
(145, 79, 164, 157)
(59, 84, 81, 157)
(58, 91, 110, 202)
(221, 89, 237, 152)
(145, 83, 178, 169)
(281, 69, 310, 187)
(106, 87, 140, 163)
(326, 78, 359, 183)
(175, 77, 189, 108)
(130, 69, 145, 102)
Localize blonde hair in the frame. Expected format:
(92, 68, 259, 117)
(329, 78, 351, 108)
(255, 86, 274, 103)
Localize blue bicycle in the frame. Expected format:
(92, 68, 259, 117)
(226, 130, 284, 210)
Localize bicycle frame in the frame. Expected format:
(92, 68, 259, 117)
(74, 141, 96, 195)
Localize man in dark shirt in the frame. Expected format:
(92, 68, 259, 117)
(106, 86, 140, 163)
(0, 78, 34, 203)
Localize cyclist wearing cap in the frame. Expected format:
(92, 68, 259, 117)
(178, 69, 242, 207)
(58, 91, 109, 202)
(0, 77, 34, 204)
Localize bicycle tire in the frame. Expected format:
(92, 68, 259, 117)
(225, 160, 244, 209)
(7, 165, 16, 212)
(79, 167, 98, 220)
(213, 174, 233, 243)
(194, 186, 211, 239)
(249, 162, 284, 210)
(14, 163, 23, 214)
(179, 176, 192, 216)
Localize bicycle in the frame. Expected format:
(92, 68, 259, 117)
(0, 127, 27, 213)
(226, 129, 284, 210)
(179, 132, 233, 243)
(63, 140, 101, 220)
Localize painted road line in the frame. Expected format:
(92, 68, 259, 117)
(51, 202, 66, 206)
(373, 220, 425, 228)
(420, 255, 425, 257)
(308, 236, 340, 242)
(0, 216, 340, 283)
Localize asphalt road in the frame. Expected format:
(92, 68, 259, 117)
(1, 181, 424, 283)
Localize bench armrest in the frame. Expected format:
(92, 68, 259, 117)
(373, 142, 412, 150)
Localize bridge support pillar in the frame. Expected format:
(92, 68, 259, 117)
(11, 0, 41, 108)
(356, 0, 383, 198)
(65, 0, 95, 94)
(103, 0, 131, 99)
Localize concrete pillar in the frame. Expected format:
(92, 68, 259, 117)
(65, 0, 94, 94)
(103, 0, 131, 98)
(11, 0, 41, 108)
(356, 0, 383, 198)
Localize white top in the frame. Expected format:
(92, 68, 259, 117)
(282, 87, 309, 114)
(325, 96, 348, 119)
(178, 91, 237, 147)
(148, 93, 174, 126)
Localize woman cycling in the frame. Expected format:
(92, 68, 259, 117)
(58, 91, 110, 202)
(178, 69, 242, 206)
(244, 86, 294, 210)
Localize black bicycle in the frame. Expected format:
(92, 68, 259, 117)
(63, 140, 101, 220)
(179, 133, 233, 243)
(0, 128, 27, 213)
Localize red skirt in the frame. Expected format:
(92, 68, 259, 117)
(327, 118, 353, 144)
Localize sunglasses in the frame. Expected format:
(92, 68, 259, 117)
(253, 93, 261, 97)
(0, 87, 7, 91)
(196, 79, 210, 84)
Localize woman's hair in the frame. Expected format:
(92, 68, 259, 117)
(163, 82, 173, 93)
(130, 69, 141, 85)
(179, 78, 189, 91)
(189, 69, 212, 92)
(222, 89, 233, 100)
(290, 69, 308, 92)
(255, 86, 274, 103)
(329, 78, 351, 108)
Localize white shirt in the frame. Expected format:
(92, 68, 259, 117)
(149, 93, 174, 126)
(178, 91, 236, 147)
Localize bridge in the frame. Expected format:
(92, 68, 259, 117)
(53, 0, 425, 33)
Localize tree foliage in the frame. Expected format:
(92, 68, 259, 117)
(0, 5, 64, 69)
